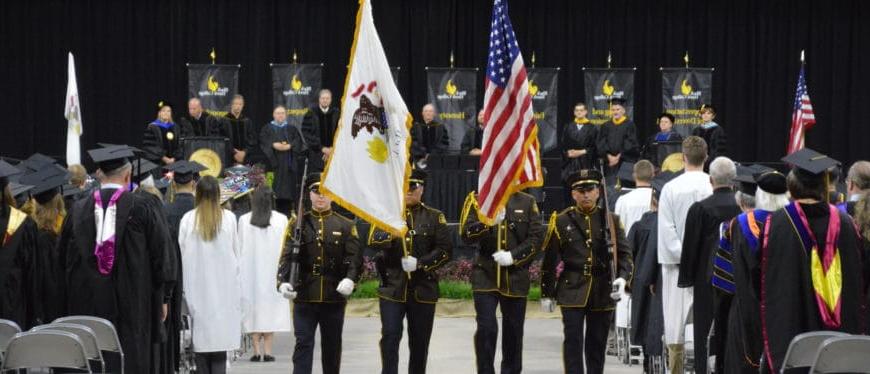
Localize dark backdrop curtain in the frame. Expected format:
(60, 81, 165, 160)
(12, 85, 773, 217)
(1, 0, 868, 166)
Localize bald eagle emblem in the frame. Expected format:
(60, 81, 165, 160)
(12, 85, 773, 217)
(351, 95, 387, 138)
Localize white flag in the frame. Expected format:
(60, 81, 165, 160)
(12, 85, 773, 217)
(65, 52, 82, 165)
(321, 0, 411, 236)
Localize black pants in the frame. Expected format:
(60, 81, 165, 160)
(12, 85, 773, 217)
(561, 307, 612, 374)
(194, 351, 226, 374)
(379, 298, 436, 374)
(473, 292, 527, 374)
(293, 302, 346, 374)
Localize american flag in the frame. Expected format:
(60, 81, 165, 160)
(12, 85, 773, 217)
(787, 65, 816, 155)
(477, 0, 542, 225)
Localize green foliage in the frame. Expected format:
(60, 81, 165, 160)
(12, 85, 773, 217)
(351, 280, 542, 300)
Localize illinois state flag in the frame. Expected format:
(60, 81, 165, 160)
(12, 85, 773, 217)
(321, 0, 412, 236)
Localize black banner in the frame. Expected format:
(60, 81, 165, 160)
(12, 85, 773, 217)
(187, 64, 240, 117)
(270, 63, 323, 128)
(527, 68, 559, 152)
(426, 67, 478, 153)
(582, 68, 635, 125)
(662, 68, 713, 137)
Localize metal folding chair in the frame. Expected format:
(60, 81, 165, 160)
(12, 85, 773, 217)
(55, 316, 124, 374)
(32, 323, 105, 371)
(0, 330, 91, 372)
(808, 335, 870, 373)
(780, 331, 849, 373)
(0, 319, 21, 361)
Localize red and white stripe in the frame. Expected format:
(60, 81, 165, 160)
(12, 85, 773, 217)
(787, 94, 815, 154)
(477, 56, 542, 223)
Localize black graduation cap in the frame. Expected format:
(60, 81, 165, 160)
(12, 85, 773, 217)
(617, 162, 635, 186)
(88, 146, 135, 172)
(153, 178, 171, 192)
(567, 169, 603, 191)
(61, 184, 83, 198)
(167, 160, 207, 184)
(781, 148, 839, 175)
(609, 97, 627, 107)
(132, 158, 160, 179)
(19, 163, 70, 204)
(652, 171, 677, 200)
(306, 172, 323, 192)
(409, 169, 428, 189)
(0, 160, 22, 179)
(755, 169, 787, 195)
(734, 164, 761, 195)
(97, 143, 147, 156)
(9, 182, 34, 198)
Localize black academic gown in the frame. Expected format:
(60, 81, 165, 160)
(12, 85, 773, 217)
(259, 122, 304, 201)
(677, 187, 740, 374)
(301, 106, 340, 172)
(596, 118, 639, 163)
(759, 202, 866, 373)
(161, 192, 194, 373)
(691, 123, 727, 164)
(559, 121, 599, 182)
(0, 206, 40, 329)
(410, 120, 450, 161)
(36, 223, 66, 324)
(223, 113, 258, 165)
(628, 211, 664, 357)
(142, 122, 183, 169)
(58, 189, 174, 373)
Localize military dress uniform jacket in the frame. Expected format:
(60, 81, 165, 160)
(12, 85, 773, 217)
(277, 209, 362, 303)
(368, 204, 452, 304)
(541, 206, 633, 310)
(460, 191, 544, 297)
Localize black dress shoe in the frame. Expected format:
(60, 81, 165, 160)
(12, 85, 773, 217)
(263, 355, 276, 362)
(250, 355, 262, 362)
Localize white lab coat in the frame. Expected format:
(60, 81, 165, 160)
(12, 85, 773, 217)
(238, 211, 293, 333)
(613, 187, 652, 328)
(180, 209, 242, 352)
(656, 170, 711, 344)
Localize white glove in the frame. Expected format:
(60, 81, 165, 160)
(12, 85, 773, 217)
(492, 250, 514, 267)
(279, 283, 297, 300)
(336, 278, 355, 296)
(610, 277, 627, 301)
(540, 298, 556, 313)
(401, 256, 418, 272)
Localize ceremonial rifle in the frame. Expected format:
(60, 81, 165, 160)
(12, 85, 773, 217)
(286, 158, 309, 287)
(598, 161, 620, 294)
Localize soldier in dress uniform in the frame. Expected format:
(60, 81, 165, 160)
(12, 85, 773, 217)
(540, 169, 634, 374)
(459, 189, 544, 374)
(276, 173, 362, 374)
(368, 169, 452, 374)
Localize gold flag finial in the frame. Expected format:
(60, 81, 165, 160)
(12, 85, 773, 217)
(684, 51, 690, 68)
(292, 50, 298, 64)
(449, 50, 455, 69)
(800, 49, 805, 63)
(607, 51, 612, 69)
(531, 51, 536, 68)
(209, 48, 216, 64)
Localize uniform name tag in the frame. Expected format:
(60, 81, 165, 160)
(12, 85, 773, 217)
(332, 231, 342, 236)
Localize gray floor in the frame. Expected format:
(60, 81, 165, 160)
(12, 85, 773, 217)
(228, 317, 643, 373)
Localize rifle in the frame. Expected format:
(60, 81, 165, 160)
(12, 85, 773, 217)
(598, 161, 620, 291)
(286, 158, 309, 288)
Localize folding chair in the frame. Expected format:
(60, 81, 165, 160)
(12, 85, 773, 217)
(32, 323, 105, 371)
(0, 319, 21, 360)
(780, 331, 849, 373)
(55, 316, 124, 374)
(808, 335, 870, 373)
(0, 330, 91, 372)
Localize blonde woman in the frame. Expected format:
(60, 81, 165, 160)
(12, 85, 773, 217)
(238, 185, 292, 362)
(179, 176, 241, 374)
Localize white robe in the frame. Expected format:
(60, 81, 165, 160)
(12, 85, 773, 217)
(180, 209, 242, 352)
(613, 187, 652, 328)
(656, 170, 711, 345)
(238, 211, 292, 333)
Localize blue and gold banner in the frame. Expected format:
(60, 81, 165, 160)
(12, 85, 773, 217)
(425, 67, 478, 153)
(661, 68, 713, 137)
(187, 64, 240, 117)
(527, 68, 559, 152)
(270, 63, 323, 128)
(582, 68, 635, 125)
